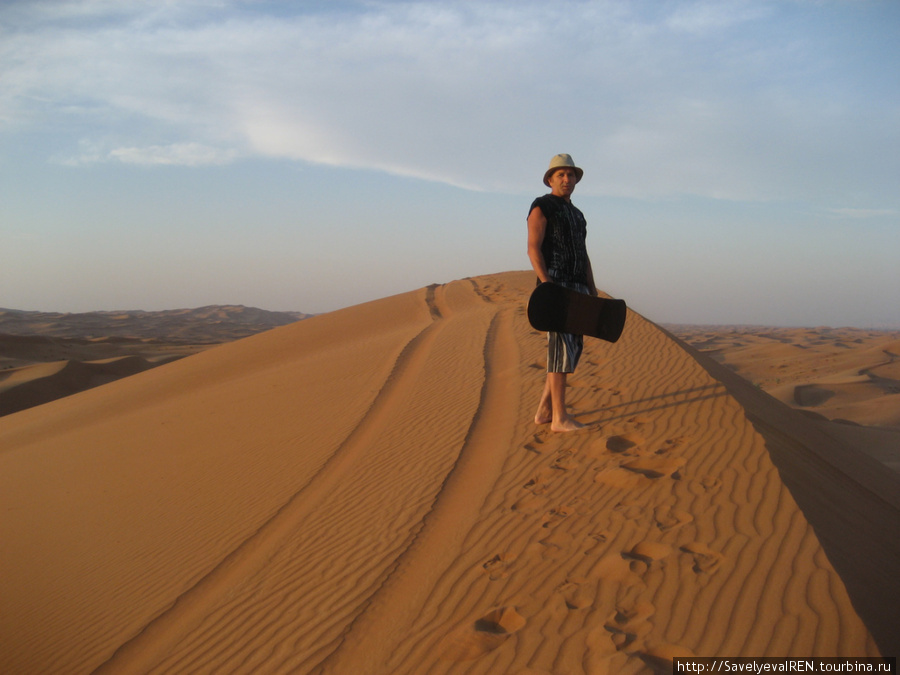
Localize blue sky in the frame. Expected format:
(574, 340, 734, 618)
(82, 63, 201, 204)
(1, 0, 898, 326)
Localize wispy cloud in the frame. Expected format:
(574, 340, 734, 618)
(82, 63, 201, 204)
(2, 0, 898, 205)
(52, 139, 237, 166)
(826, 208, 898, 219)
(665, 0, 771, 34)
(112, 142, 237, 166)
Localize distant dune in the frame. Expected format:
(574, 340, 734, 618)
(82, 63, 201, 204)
(672, 325, 900, 473)
(0, 305, 307, 417)
(0, 305, 308, 342)
(1, 272, 897, 675)
(0, 355, 179, 417)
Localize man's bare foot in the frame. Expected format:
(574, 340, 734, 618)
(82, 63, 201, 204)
(550, 417, 586, 433)
(535, 410, 552, 425)
(534, 398, 553, 424)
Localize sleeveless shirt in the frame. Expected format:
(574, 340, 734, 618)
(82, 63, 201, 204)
(529, 194, 589, 285)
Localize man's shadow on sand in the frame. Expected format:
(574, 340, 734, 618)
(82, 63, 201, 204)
(582, 383, 728, 424)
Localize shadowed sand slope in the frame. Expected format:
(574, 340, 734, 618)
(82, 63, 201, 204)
(669, 327, 900, 430)
(1, 271, 896, 675)
(0, 355, 181, 417)
(0, 305, 308, 417)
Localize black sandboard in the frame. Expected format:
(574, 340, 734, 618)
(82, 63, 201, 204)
(527, 282, 627, 343)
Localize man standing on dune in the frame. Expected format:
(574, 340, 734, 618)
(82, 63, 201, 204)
(527, 153, 597, 432)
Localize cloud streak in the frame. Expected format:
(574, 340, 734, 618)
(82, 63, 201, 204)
(2, 0, 898, 206)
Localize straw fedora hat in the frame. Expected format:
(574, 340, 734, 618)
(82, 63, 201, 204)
(543, 153, 583, 186)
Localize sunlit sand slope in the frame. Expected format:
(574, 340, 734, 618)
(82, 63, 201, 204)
(1, 271, 895, 675)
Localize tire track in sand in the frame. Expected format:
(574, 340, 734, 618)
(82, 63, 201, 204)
(314, 307, 521, 675)
(93, 285, 454, 674)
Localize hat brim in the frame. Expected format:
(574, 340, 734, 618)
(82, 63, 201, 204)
(543, 166, 584, 187)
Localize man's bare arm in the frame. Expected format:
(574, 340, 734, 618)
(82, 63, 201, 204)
(527, 207, 552, 284)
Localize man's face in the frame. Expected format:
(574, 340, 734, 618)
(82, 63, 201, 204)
(548, 168, 577, 198)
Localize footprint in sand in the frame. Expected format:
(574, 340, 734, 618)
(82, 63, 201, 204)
(551, 451, 580, 471)
(612, 499, 645, 519)
(577, 531, 610, 556)
(625, 541, 673, 566)
(536, 529, 574, 560)
(604, 600, 655, 650)
(440, 607, 526, 661)
(621, 455, 685, 479)
(522, 467, 554, 495)
(660, 436, 690, 451)
(475, 606, 526, 633)
(556, 576, 595, 609)
(604, 432, 644, 454)
(540, 505, 575, 528)
(700, 475, 721, 489)
(654, 507, 694, 532)
(586, 553, 644, 587)
(680, 542, 725, 574)
(512, 492, 548, 514)
(640, 643, 697, 672)
(589, 531, 609, 545)
(688, 475, 722, 495)
(482, 552, 515, 580)
(611, 541, 673, 577)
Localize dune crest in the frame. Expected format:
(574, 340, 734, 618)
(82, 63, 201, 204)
(2, 271, 896, 674)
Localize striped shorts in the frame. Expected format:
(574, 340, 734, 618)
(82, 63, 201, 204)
(545, 277, 591, 374)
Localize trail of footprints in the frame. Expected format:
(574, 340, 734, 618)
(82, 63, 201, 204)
(450, 417, 725, 670)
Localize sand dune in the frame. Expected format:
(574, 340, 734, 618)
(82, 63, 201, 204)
(0, 305, 307, 417)
(1, 271, 897, 675)
(672, 325, 900, 473)
(0, 306, 307, 342)
(671, 326, 900, 428)
(0, 355, 181, 417)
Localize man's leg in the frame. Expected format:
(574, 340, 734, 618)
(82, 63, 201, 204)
(535, 371, 584, 432)
(534, 376, 553, 425)
(538, 326, 586, 431)
(547, 371, 584, 432)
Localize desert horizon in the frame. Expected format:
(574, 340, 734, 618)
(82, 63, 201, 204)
(1, 270, 897, 674)
(3, 295, 898, 432)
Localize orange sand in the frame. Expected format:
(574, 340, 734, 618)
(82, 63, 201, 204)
(1, 271, 897, 674)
